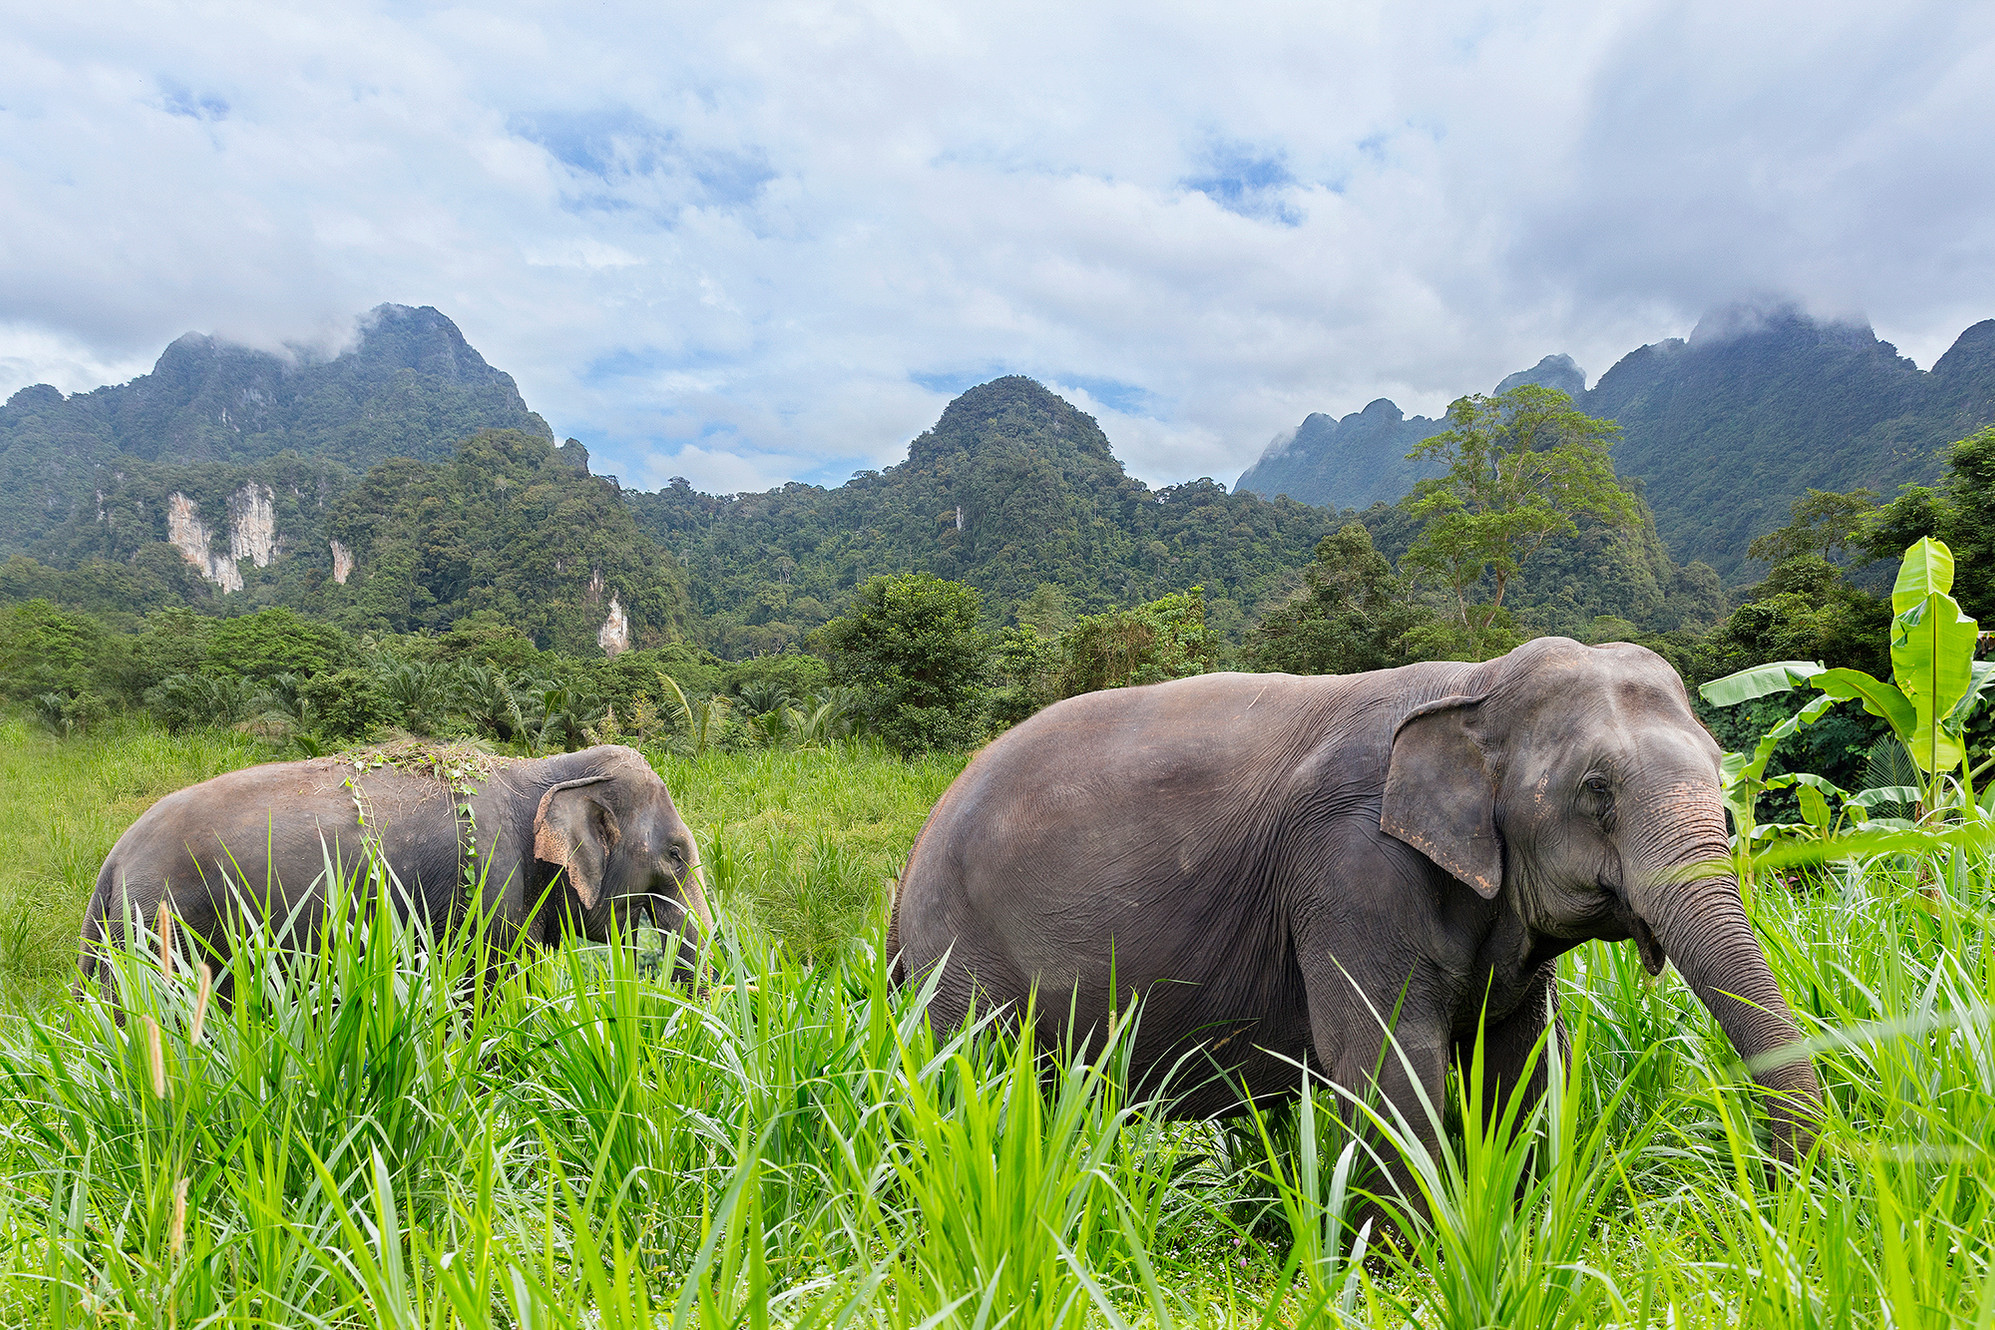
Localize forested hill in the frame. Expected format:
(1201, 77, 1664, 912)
(4, 320, 1723, 661)
(0, 304, 550, 556)
(1236, 307, 1995, 579)
(1235, 354, 1587, 511)
(1590, 309, 1995, 577)
(5, 426, 687, 657)
(627, 376, 1351, 654)
(628, 375, 1723, 657)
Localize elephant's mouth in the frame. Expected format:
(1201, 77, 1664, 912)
(1630, 915, 1667, 976)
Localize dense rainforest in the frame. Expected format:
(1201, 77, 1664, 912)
(5, 303, 1993, 784)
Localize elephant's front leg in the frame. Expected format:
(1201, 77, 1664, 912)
(1455, 959, 1564, 1137)
(1292, 934, 1453, 1236)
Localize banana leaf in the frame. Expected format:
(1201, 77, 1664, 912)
(1698, 660, 1825, 706)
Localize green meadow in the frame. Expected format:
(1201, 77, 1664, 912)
(0, 715, 1988, 1326)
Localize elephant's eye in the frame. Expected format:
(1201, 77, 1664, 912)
(667, 845, 686, 869)
(1584, 775, 1613, 799)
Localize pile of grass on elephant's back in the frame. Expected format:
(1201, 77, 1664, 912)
(0, 709, 964, 1005)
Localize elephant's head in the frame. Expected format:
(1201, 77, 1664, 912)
(533, 745, 713, 981)
(1381, 637, 1822, 1161)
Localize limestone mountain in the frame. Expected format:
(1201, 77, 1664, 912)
(1235, 305, 1995, 579)
(1589, 306, 1995, 577)
(1236, 354, 1595, 513)
(1496, 353, 1587, 397)
(629, 376, 1351, 655)
(0, 303, 550, 556)
(7, 427, 688, 656)
(1234, 400, 1446, 513)
(629, 375, 1724, 657)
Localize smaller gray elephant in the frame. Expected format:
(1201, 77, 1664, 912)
(81, 744, 710, 985)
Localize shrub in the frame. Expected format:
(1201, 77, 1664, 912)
(301, 667, 391, 741)
(0, 599, 105, 701)
(143, 673, 262, 732)
(1053, 587, 1214, 697)
(819, 573, 987, 754)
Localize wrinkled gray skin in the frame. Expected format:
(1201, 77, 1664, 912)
(82, 744, 711, 986)
(893, 638, 1822, 1191)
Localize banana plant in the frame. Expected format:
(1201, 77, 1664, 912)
(1705, 539, 1995, 808)
(1703, 538, 1995, 880)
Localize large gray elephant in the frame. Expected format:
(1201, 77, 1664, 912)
(892, 637, 1822, 1175)
(82, 744, 710, 985)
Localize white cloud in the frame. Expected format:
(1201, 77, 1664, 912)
(1, 1, 1992, 487)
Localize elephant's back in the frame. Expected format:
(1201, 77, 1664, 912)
(93, 758, 468, 920)
(896, 672, 1349, 971)
(108, 759, 361, 857)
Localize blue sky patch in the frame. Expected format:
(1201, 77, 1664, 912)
(911, 365, 1012, 396)
(1182, 141, 1301, 226)
(1059, 375, 1155, 415)
(509, 108, 774, 210)
(158, 81, 229, 122)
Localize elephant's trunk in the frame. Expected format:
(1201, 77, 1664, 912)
(1629, 786, 1823, 1163)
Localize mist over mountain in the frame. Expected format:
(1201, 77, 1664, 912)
(0, 304, 550, 557)
(1237, 305, 1995, 579)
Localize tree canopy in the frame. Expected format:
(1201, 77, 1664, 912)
(818, 573, 989, 754)
(1401, 386, 1640, 654)
(1246, 524, 1436, 675)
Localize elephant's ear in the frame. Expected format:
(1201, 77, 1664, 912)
(1381, 695, 1503, 900)
(534, 776, 620, 909)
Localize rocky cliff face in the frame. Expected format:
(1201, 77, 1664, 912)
(165, 492, 242, 592)
(597, 593, 631, 656)
(162, 482, 284, 592)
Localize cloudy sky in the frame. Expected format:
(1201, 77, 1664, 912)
(3, 2, 1993, 494)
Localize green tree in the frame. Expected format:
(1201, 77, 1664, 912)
(1864, 426, 1995, 621)
(300, 667, 390, 741)
(0, 599, 105, 700)
(1701, 556, 1891, 681)
(1052, 588, 1214, 698)
(1747, 487, 1879, 566)
(1014, 583, 1074, 634)
(1401, 386, 1639, 653)
(123, 607, 215, 698)
(818, 573, 988, 754)
(1246, 524, 1435, 675)
(207, 608, 349, 682)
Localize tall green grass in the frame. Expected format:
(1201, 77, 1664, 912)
(0, 718, 1989, 1324)
(0, 713, 264, 1002)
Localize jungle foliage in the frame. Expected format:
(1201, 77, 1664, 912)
(990, 587, 1216, 726)
(0, 598, 853, 759)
